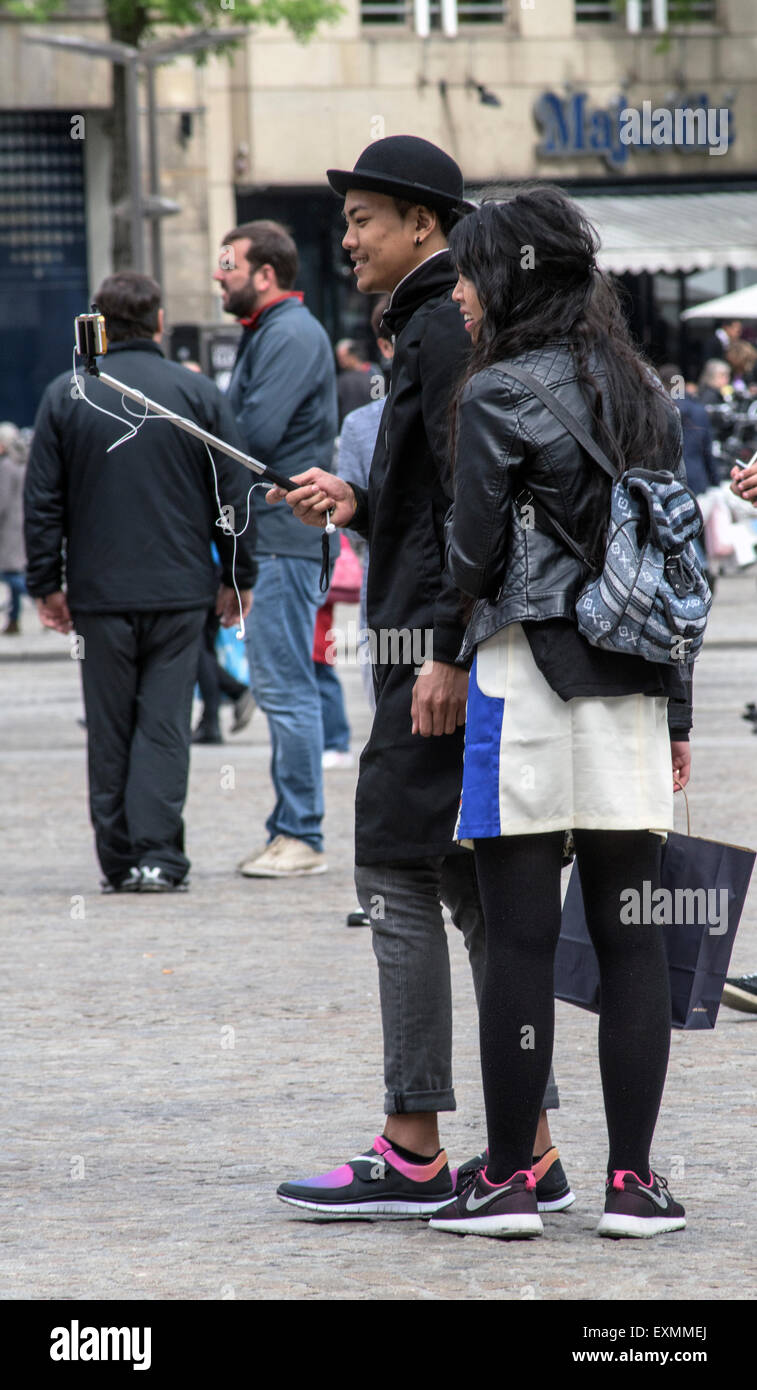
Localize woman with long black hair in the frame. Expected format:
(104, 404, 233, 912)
(429, 187, 691, 1240)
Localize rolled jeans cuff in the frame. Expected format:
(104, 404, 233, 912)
(386, 1084, 558, 1115)
(385, 1087, 457, 1116)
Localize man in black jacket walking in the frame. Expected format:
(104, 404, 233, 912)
(24, 271, 257, 893)
(272, 138, 567, 1219)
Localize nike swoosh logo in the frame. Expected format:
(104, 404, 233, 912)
(646, 1186, 671, 1211)
(466, 1184, 512, 1212)
(351, 1155, 386, 1179)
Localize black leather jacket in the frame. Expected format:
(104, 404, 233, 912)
(446, 341, 692, 729)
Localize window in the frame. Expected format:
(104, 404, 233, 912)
(0, 111, 89, 427)
(455, 0, 506, 19)
(361, 0, 409, 23)
(575, 1, 716, 24)
(361, 0, 507, 28)
(574, 0, 614, 18)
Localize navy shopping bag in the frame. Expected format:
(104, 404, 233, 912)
(554, 830, 755, 1030)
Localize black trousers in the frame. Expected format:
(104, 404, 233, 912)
(73, 609, 206, 883)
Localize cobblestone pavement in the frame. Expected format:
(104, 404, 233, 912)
(0, 576, 755, 1303)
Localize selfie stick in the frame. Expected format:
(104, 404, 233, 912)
(73, 310, 335, 591)
(73, 310, 296, 493)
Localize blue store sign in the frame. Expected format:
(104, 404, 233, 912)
(534, 91, 734, 170)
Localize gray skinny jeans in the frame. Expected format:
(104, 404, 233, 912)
(355, 850, 560, 1116)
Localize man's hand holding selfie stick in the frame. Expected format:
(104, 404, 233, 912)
(266, 469, 357, 529)
(269, 469, 469, 738)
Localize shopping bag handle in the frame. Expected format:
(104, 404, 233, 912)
(673, 780, 691, 836)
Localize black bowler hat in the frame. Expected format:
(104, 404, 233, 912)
(327, 135, 474, 215)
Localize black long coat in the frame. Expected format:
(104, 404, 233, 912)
(349, 251, 471, 864)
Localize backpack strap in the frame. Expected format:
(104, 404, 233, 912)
(503, 363, 620, 571)
(517, 483, 594, 569)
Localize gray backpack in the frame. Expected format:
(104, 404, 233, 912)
(505, 365, 712, 667)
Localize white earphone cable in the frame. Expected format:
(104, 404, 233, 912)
(72, 347, 260, 639)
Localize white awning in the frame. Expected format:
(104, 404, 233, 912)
(680, 282, 757, 320)
(574, 192, 757, 276)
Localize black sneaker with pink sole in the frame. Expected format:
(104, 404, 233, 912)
(597, 1169, 686, 1239)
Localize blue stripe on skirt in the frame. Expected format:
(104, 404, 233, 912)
(456, 652, 506, 840)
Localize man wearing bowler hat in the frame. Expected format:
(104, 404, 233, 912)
(272, 136, 569, 1218)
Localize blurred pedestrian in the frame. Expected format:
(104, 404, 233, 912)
(335, 338, 376, 425)
(214, 220, 339, 878)
(658, 365, 719, 496)
(192, 604, 255, 745)
(698, 359, 731, 405)
(725, 339, 757, 393)
(702, 317, 742, 365)
(24, 271, 255, 893)
(0, 421, 28, 634)
(337, 293, 394, 708)
(313, 599, 353, 770)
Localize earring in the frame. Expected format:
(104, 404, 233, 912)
(415, 236, 422, 247)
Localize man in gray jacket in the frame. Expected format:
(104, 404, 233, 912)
(214, 221, 339, 877)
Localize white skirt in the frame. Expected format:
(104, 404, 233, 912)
(456, 622, 674, 840)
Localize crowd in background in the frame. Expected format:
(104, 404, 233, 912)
(4, 314, 756, 640)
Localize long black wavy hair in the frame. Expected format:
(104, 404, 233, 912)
(448, 185, 676, 476)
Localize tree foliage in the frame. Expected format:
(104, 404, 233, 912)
(0, 0, 343, 46)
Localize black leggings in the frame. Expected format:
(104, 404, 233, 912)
(474, 829, 671, 1183)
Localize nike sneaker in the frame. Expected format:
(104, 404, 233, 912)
(100, 867, 142, 895)
(596, 1170, 686, 1239)
(429, 1167, 543, 1239)
(276, 1135, 454, 1219)
(139, 866, 189, 893)
(453, 1145, 575, 1212)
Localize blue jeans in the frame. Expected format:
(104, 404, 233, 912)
(246, 555, 325, 851)
(314, 660, 351, 752)
(2, 571, 25, 623)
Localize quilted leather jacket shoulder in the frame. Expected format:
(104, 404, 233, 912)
(448, 342, 631, 661)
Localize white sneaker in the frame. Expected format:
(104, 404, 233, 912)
(239, 834, 328, 878)
(237, 843, 268, 873)
(322, 750, 355, 770)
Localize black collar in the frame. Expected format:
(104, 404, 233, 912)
(105, 339, 165, 357)
(381, 250, 457, 337)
